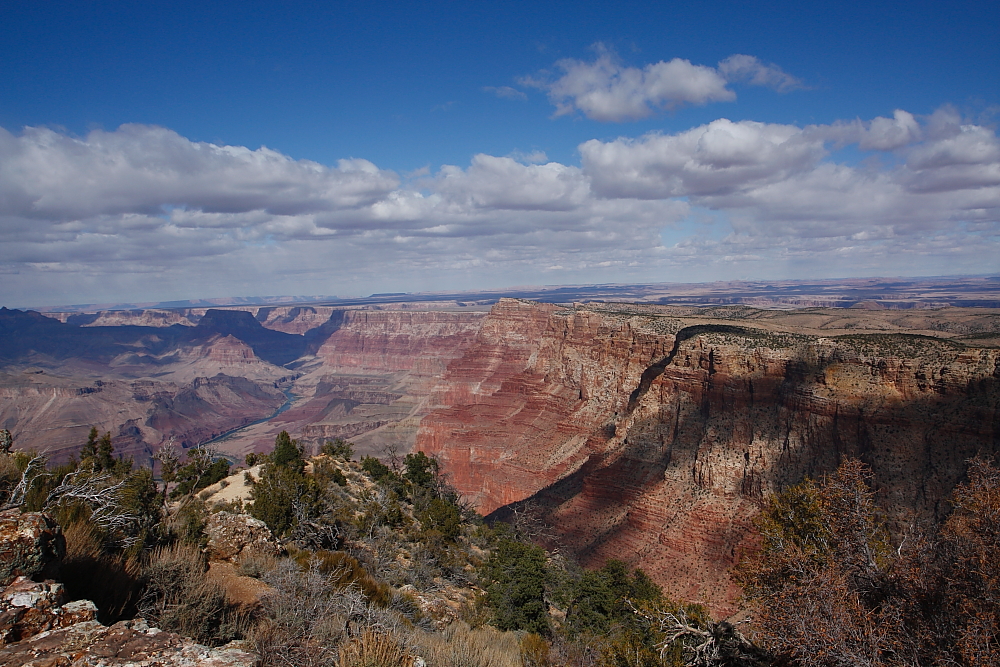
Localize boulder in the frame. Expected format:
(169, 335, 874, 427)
(0, 576, 97, 646)
(0, 617, 257, 666)
(0, 510, 65, 587)
(205, 511, 281, 562)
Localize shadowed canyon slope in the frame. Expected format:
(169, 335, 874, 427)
(415, 300, 1000, 613)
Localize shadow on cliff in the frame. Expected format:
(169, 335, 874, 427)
(0, 307, 350, 368)
(487, 330, 1000, 568)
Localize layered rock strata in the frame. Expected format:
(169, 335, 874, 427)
(416, 300, 1000, 613)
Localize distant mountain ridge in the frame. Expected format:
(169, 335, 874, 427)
(21, 274, 1000, 313)
(0, 306, 311, 367)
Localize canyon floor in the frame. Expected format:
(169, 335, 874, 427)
(2, 284, 999, 613)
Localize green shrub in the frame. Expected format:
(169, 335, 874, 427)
(418, 497, 462, 541)
(321, 438, 354, 461)
(271, 431, 304, 471)
(403, 451, 438, 488)
(482, 538, 550, 635)
(361, 455, 392, 482)
(248, 451, 322, 539)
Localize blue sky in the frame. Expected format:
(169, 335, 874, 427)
(2, 0, 998, 306)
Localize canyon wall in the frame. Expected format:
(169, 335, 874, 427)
(0, 306, 488, 462)
(7, 299, 1000, 615)
(416, 300, 1000, 614)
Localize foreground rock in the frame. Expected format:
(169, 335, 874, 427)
(0, 577, 97, 646)
(205, 511, 282, 562)
(0, 511, 65, 587)
(0, 618, 257, 666)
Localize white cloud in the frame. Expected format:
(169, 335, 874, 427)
(581, 118, 825, 198)
(1, 109, 998, 307)
(432, 154, 590, 212)
(522, 48, 802, 122)
(579, 109, 1000, 269)
(523, 50, 733, 122)
(717, 54, 802, 92)
(0, 124, 399, 222)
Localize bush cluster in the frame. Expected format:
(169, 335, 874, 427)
(739, 457, 1000, 667)
(14, 425, 998, 667)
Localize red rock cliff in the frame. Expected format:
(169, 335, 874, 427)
(315, 310, 486, 375)
(417, 301, 1000, 614)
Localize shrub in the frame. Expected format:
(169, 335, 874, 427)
(59, 520, 143, 623)
(248, 462, 318, 537)
(482, 538, 550, 635)
(417, 497, 462, 542)
(170, 449, 231, 498)
(270, 431, 304, 471)
(321, 438, 355, 461)
(361, 456, 392, 482)
(403, 451, 438, 488)
(254, 558, 398, 667)
(287, 548, 391, 606)
(138, 542, 248, 646)
(566, 559, 663, 636)
(172, 498, 209, 545)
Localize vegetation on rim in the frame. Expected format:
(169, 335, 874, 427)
(0, 424, 998, 666)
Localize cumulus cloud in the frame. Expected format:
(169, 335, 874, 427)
(580, 109, 1000, 265)
(1, 108, 998, 307)
(523, 50, 732, 121)
(581, 118, 825, 198)
(523, 48, 801, 122)
(0, 124, 399, 222)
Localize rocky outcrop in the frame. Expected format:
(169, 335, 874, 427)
(0, 618, 257, 666)
(0, 511, 65, 588)
(0, 577, 96, 646)
(416, 300, 1000, 614)
(205, 511, 282, 562)
(252, 306, 342, 335)
(80, 309, 201, 328)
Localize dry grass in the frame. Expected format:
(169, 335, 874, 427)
(288, 547, 392, 606)
(410, 621, 523, 667)
(339, 629, 414, 667)
(138, 541, 251, 645)
(60, 520, 143, 622)
(236, 548, 279, 579)
(253, 558, 402, 667)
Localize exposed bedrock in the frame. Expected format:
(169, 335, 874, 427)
(314, 310, 486, 375)
(416, 300, 1000, 614)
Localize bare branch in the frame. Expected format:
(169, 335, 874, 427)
(2, 453, 50, 510)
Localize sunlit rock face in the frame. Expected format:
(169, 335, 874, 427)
(314, 310, 486, 375)
(417, 300, 1000, 614)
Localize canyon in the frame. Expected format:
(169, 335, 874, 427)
(2, 297, 999, 614)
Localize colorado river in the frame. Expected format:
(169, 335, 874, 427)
(198, 386, 298, 456)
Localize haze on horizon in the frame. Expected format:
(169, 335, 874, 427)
(1, 0, 998, 308)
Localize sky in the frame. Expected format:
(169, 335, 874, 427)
(1, 0, 999, 307)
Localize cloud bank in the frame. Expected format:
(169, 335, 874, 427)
(1, 106, 998, 305)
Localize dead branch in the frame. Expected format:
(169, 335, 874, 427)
(2, 453, 50, 510)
